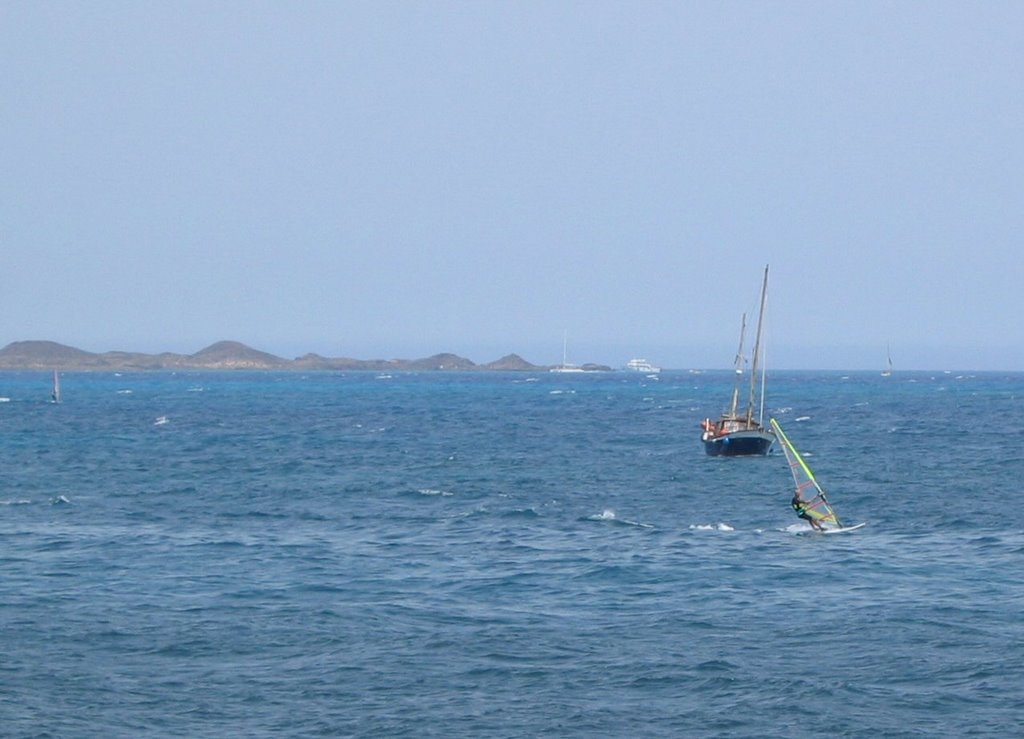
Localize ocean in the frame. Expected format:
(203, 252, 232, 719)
(1, 369, 1022, 737)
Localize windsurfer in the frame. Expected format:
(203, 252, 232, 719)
(791, 493, 825, 531)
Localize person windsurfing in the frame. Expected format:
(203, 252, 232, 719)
(791, 492, 825, 531)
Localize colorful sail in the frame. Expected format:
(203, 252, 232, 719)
(769, 418, 841, 528)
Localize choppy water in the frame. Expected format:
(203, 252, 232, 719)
(1, 369, 1022, 737)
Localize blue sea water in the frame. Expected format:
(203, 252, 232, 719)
(1, 369, 1022, 737)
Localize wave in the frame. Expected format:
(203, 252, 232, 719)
(689, 522, 735, 532)
(502, 507, 540, 519)
(585, 509, 654, 528)
(415, 488, 453, 497)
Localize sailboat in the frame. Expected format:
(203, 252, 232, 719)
(769, 418, 865, 534)
(700, 265, 774, 456)
(881, 344, 893, 377)
(51, 369, 61, 404)
(550, 331, 586, 373)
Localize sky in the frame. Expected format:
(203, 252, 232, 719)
(2, 1, 1022, 370)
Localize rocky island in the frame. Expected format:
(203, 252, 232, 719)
(0, 340, 613, 372)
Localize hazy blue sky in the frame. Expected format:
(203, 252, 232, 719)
(3, 2, 1021, 369)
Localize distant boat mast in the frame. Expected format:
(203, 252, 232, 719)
(745, 265, 769, 426)
(729, 312, 747, 418)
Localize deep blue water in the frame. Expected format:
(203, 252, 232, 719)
(1, 369, 1022, 737)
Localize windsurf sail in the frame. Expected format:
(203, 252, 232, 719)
(769, 418, 842, 528)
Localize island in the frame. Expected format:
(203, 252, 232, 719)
(0, 340, 614, 372)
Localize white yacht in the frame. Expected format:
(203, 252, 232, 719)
(624, 358, 661, 374)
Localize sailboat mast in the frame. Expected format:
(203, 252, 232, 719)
(758, 336, 767, 425)
(729, 313, 746, 418)
(746, 265, 769, 424)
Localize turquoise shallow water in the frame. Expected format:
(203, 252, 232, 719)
(1, 370, 1022, 737)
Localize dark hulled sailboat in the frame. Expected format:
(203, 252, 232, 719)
(700, 266, 775, 457)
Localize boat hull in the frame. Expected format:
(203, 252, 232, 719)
(702, 429, 774, 457)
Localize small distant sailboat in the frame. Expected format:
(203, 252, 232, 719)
(550, 331, 586, 373)
(51, 369, 61, 404)
(881, 344, 893, 377)
(769, 418, 865, 534)
(700, 265, 774, 456)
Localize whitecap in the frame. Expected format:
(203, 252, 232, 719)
(625, 518, 655, 528)
(587, 509, 653, 528)
(690, 522, 735, 532)
(154, 416, 169, 426)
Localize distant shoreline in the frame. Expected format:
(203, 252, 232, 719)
(0, 340, 614, 372)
